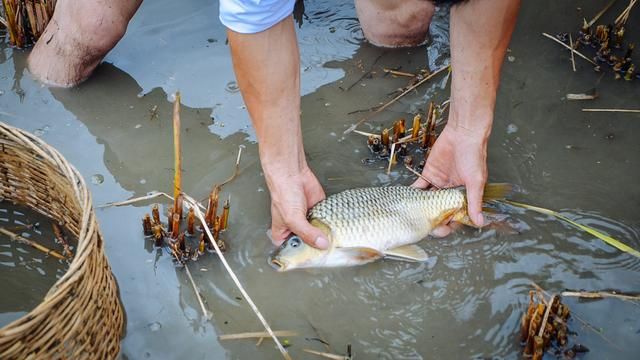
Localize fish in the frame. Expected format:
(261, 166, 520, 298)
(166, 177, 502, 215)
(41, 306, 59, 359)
(269, 183, 511, 271)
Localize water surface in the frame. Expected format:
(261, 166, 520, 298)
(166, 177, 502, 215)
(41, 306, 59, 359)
(0, 0, 639, 358)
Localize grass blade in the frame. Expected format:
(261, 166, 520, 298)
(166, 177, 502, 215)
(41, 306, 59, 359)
(504, 200, 640, 258)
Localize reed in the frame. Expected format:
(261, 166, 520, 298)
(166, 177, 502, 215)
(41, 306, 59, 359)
(1, 0, 56, 48)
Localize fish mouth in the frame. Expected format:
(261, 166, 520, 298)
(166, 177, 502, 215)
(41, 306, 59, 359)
(269, 258, 287, 272)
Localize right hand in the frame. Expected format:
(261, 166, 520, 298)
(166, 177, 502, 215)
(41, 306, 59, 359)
(265, 166, 329, 249)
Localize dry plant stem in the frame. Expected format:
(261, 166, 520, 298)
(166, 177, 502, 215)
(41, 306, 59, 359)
(588, 0, 618, 27)
(221, 199, 230, 230)
(187, 207, 195, 235)
(567, 93, 598, 100)
(219, 146, 244, 188)
(381, 128, 390, 147)
(393, 133, 418, 145)
(52, 222, 73, 257)
(383, 68, 416, 77)
(151, 204, 161, 224)
(183, 194, 291, 360)
(345, 52, 385, 91)
(344, 65, 450, 134)
(171, 213, 180, 239)
(404, 164, 441, 189)
(561, 290, 640, 301)
(98, 191, 200, 209)
(386, 143, 396, 174)
(303, 348, 348, 360)
(582, 108, 640, 113)
(541, 33, 597, 65)
(173, 92, 182, 207)
(569, 34, 576, 72)
(167, 208, 174, 233)
(0, 227, 65, 260)
(531, 282, 620, 349)
(219, 331, 298, 340)
(616, 0, 637, 25)
(205, 186, 220, 226)
(184, 263, 211, 319)
(353, 129, 380, 138)
(412, 115, 421, 138)
(255, 337, 264, 346)
(538, 295, 556, 338)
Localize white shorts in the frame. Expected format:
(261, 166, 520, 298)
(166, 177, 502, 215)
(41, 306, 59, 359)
(219, 0, 296, 34)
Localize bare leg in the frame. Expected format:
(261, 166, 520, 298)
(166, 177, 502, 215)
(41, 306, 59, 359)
(27, 0, 142, 87)
(354, 0, 435, 48)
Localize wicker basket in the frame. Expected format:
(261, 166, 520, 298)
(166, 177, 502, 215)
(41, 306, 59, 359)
(0, 122, 124, 359)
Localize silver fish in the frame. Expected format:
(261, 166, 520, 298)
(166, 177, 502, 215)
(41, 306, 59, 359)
(269, 184, 510, 271)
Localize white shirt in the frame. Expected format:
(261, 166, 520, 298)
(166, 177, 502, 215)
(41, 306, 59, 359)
(219, 0, 296, 34)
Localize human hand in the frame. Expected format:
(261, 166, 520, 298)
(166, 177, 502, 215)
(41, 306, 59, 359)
(412, 120, 489, 229)
(265, 165, 329, 249)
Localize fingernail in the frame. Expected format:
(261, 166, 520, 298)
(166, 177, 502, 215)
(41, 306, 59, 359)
(315, 236, 329, 249)
(475, 213, 484, 227)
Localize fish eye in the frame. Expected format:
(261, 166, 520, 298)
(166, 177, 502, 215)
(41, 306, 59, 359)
(289, 237, 301, 248)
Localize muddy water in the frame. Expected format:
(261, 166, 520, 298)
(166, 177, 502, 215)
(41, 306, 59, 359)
(1, 0, 639, 358)
(0, 202, 68, 327)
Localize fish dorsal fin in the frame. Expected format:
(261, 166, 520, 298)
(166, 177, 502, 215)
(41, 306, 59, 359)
(384, 244, 429, 262)
(325, 247, 384, 267)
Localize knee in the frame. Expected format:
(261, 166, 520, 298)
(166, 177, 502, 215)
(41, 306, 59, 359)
(57, 0, 139, 53)
(355, 0, 434, 48)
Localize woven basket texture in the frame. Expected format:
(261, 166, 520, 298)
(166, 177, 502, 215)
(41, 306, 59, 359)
(0, 122, 124, 359)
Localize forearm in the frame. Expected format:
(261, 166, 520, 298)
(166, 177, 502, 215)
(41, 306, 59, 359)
(449, 0, 520, 137)
(227, 16, 305, 181)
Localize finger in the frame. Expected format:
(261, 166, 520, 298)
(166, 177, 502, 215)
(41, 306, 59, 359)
(304, 181, 325, 207)
(286, 215, 329, 249)
(466, 179, 486, 227)
(269, 204, 290, 246)
(431, 224, 452, 238)
(269, 226, 289, 246)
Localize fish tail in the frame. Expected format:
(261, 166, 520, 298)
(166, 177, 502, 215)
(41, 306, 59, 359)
(482, 183, 513, 202)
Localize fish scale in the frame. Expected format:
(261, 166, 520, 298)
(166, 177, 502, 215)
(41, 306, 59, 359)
(309, 186, 466, 251)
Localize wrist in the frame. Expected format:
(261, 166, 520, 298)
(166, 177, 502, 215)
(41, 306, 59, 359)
(261, 150, 308, 180)
(447, 101, 494, 140)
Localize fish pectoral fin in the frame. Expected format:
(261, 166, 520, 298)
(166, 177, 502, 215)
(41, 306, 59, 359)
(332, 247, 384, 264)
(384, 244, 429, 262)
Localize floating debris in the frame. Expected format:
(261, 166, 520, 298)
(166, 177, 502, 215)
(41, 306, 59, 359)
(519, 288, 581, 359)
(0, 227, 66, 260)
(545, 0, 638, 80)
(90, 174, 105, 185)
(566, 89, 599, 100)
(344, 65, 450, 134)
(52, 221, 73, 258)
(356, 99, 449, 176)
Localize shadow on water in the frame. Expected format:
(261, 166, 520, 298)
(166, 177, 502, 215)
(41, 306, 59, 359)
(49, 64, 260, 201)
(1, 0, 639, 359)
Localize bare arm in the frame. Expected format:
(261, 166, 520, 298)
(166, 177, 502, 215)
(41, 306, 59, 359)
(227, 16, 329, 249)
(415, 0, 520, 227)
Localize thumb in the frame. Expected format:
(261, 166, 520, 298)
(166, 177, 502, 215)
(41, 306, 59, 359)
(466, 179, 485, 227)
(287, 215, 330, 250)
